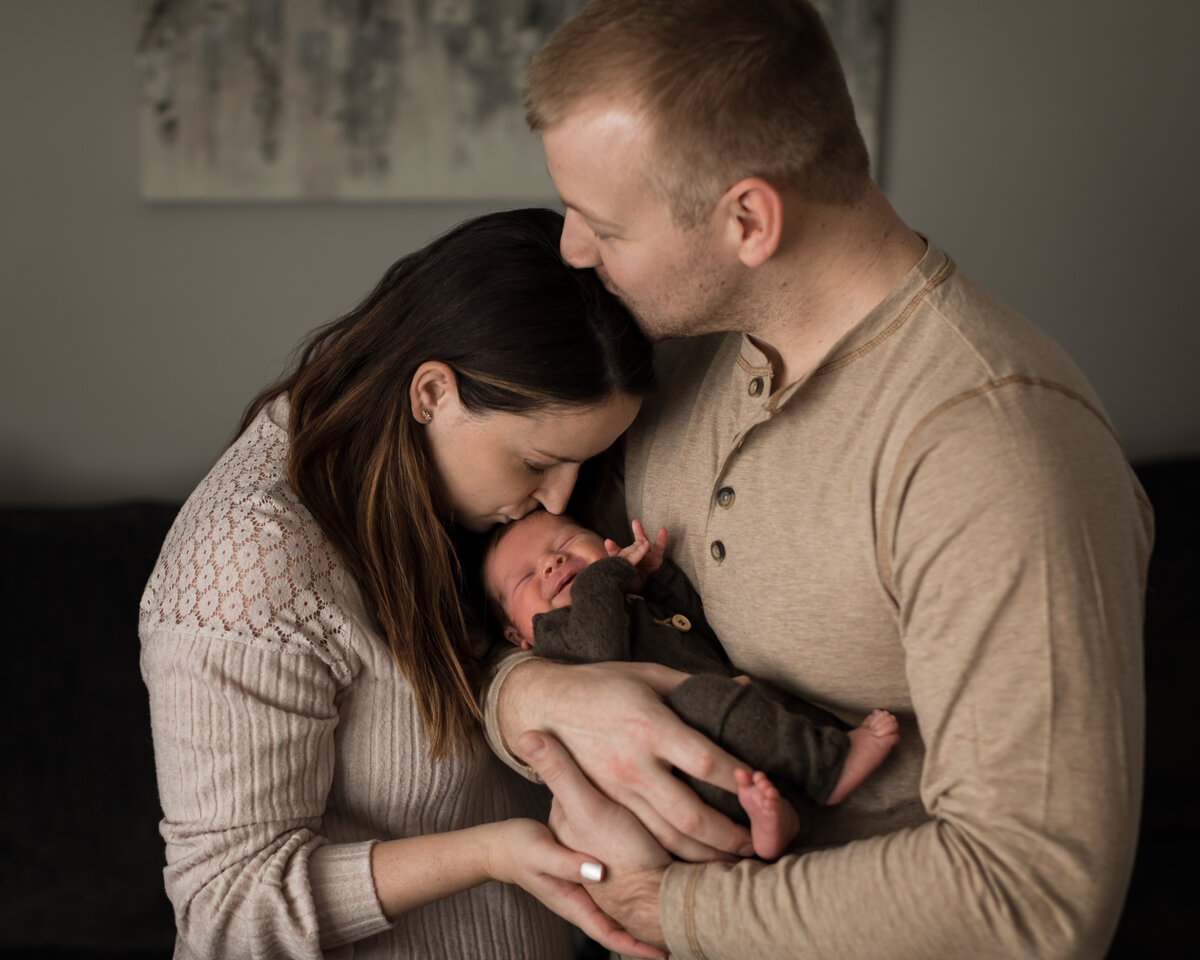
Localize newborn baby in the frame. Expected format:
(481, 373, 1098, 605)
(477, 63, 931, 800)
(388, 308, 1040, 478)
(483, 509, 899, 859)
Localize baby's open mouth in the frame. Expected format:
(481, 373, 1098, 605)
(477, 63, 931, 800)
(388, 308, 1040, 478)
(554, 572, 578, 597)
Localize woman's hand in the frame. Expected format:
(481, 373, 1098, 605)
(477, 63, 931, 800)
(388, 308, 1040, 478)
(484, 818, 666, 959)
(519, 731, 674, 950)
(497, 659, 753, 861)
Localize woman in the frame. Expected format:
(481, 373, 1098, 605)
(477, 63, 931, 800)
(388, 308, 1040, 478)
(138, 209, 660, 959)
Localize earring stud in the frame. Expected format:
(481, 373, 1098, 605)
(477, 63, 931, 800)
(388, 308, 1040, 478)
(421, 409, 433, 423)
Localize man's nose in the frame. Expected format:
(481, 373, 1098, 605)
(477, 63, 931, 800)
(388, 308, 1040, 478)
(560, 208, 600, 268)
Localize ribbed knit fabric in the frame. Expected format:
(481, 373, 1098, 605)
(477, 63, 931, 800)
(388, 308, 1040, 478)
(139, 397, 574, 960)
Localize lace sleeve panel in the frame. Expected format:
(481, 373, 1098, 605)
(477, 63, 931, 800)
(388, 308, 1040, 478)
(140, 406, 360, 682)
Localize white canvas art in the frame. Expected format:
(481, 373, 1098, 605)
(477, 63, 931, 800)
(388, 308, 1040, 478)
(136, 0, 892, 201)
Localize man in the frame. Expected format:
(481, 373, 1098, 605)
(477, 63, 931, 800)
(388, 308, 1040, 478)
(486, 2, 1152, 957)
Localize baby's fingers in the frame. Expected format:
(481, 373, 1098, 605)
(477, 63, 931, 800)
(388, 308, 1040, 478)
(617, 538, 651, 565)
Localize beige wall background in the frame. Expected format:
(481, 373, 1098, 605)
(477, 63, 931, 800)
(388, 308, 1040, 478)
(2, 0, 1197, 506)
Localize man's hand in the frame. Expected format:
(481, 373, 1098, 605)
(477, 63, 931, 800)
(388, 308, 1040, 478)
(519, 731, 673, 951)
(484, 818, 666, 959)
(498, 659, 753, 861)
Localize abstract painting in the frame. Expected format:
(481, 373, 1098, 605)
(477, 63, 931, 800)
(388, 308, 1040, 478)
(813, 0, 893, 180)
(136, 0, 892, 201)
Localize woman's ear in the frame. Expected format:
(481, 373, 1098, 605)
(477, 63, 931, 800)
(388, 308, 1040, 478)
(715, 177, 783, 269)
(408, 361, 459, 424)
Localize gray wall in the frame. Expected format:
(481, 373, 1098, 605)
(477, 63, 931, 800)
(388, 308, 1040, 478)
(2, 0, 1197, 506)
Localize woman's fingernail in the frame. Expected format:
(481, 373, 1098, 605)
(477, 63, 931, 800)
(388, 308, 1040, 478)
(580, 861, 604, 882)
(738, 841, 757, 857)
(517, 732, 545, 759)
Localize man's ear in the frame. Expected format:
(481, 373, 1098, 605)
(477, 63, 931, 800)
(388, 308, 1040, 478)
(716, 177, 783, 269)
(408, 361, 459, 424)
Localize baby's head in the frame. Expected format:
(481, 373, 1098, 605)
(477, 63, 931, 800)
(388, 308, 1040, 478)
(483, 509, 609, 648)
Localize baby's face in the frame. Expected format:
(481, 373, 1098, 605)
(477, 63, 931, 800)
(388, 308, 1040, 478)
(484, 510, 609, 647)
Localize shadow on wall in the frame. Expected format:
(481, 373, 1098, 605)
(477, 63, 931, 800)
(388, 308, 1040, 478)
(0, 442, 209, 509)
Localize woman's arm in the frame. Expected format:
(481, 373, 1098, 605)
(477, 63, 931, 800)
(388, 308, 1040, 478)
(370, 818, 664, 958)
(144, 625, 663, 959)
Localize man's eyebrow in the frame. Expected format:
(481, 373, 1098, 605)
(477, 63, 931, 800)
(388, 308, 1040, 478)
(557, 193, 622, 233)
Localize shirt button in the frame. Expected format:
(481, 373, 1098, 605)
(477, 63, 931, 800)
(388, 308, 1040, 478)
(671, 614, 691, 631)
(710, 540, 726, 562)
(716, 486, 735, 509)
(748, 377, 764, 397)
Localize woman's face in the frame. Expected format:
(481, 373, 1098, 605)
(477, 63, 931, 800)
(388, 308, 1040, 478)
(422, 391, 642, 532)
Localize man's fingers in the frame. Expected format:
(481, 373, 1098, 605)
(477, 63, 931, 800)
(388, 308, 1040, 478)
(517, 731, 609, 820)
(616, 772, 748, 861)
(542, 880, 666, 959)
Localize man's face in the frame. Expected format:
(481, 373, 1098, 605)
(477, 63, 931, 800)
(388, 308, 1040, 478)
(484, 510, 609, 647)
(543, 100, 739, 340)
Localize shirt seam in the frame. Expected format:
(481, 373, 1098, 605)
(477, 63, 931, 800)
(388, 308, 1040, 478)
(875, 375, 1143, 597)
(681, 862, 708, 960)
(814, 255, 957, 377)
(735, 351, 772, 378)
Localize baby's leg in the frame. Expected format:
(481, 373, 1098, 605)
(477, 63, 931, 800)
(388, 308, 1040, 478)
(735, 768, 801, 860)
(825, 709, 900, 805)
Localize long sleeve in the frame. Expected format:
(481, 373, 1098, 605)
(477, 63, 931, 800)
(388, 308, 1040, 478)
(657, 384, 1152, 959)
(141, 628, 391, 958)
(140, 401, 574, 960)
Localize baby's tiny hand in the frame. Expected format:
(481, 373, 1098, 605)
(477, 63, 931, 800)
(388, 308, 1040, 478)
(611, 537, 651, 568)
(631, 520, 668, 576)
(608, 520, 668, 592)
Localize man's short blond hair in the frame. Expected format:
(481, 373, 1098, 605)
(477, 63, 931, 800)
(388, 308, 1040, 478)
(525, 0, 871, 226)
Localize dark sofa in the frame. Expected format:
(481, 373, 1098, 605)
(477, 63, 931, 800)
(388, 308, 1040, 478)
(1, 461, 1195, 958)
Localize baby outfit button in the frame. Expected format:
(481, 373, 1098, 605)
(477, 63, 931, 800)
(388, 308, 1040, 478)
(671, 614, 691, 631)
(716, 486, 735, 508)
(710, 540, 726, 561)
(748, 377, 764, 397)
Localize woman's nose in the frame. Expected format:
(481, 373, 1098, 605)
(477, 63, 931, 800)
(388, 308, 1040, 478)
(533, 465, 579, 515)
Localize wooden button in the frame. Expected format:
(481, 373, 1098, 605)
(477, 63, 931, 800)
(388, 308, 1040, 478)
(671, 614, 691, 631)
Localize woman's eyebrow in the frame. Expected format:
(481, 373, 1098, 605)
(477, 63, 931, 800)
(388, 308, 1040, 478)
(531, 448, 583, 464)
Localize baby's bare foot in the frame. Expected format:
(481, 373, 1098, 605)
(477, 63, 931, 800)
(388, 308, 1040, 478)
(735, 768, 801, 860)
(825, 709, 900, 806)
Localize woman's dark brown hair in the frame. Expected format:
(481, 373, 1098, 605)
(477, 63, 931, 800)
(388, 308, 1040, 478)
(238, 208, 655, 757)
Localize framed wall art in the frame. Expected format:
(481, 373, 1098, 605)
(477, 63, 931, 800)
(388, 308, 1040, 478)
(135, 0, 891, 201)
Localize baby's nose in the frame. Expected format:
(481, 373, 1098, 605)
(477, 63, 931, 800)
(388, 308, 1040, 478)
(542, 554, 565, 576)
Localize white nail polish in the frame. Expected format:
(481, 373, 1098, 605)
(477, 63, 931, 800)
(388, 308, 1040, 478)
(580, 861, 604, 882)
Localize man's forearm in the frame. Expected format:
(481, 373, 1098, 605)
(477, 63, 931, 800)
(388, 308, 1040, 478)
(657, 817, 1126, 960)
(483, 650, 546, 779)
